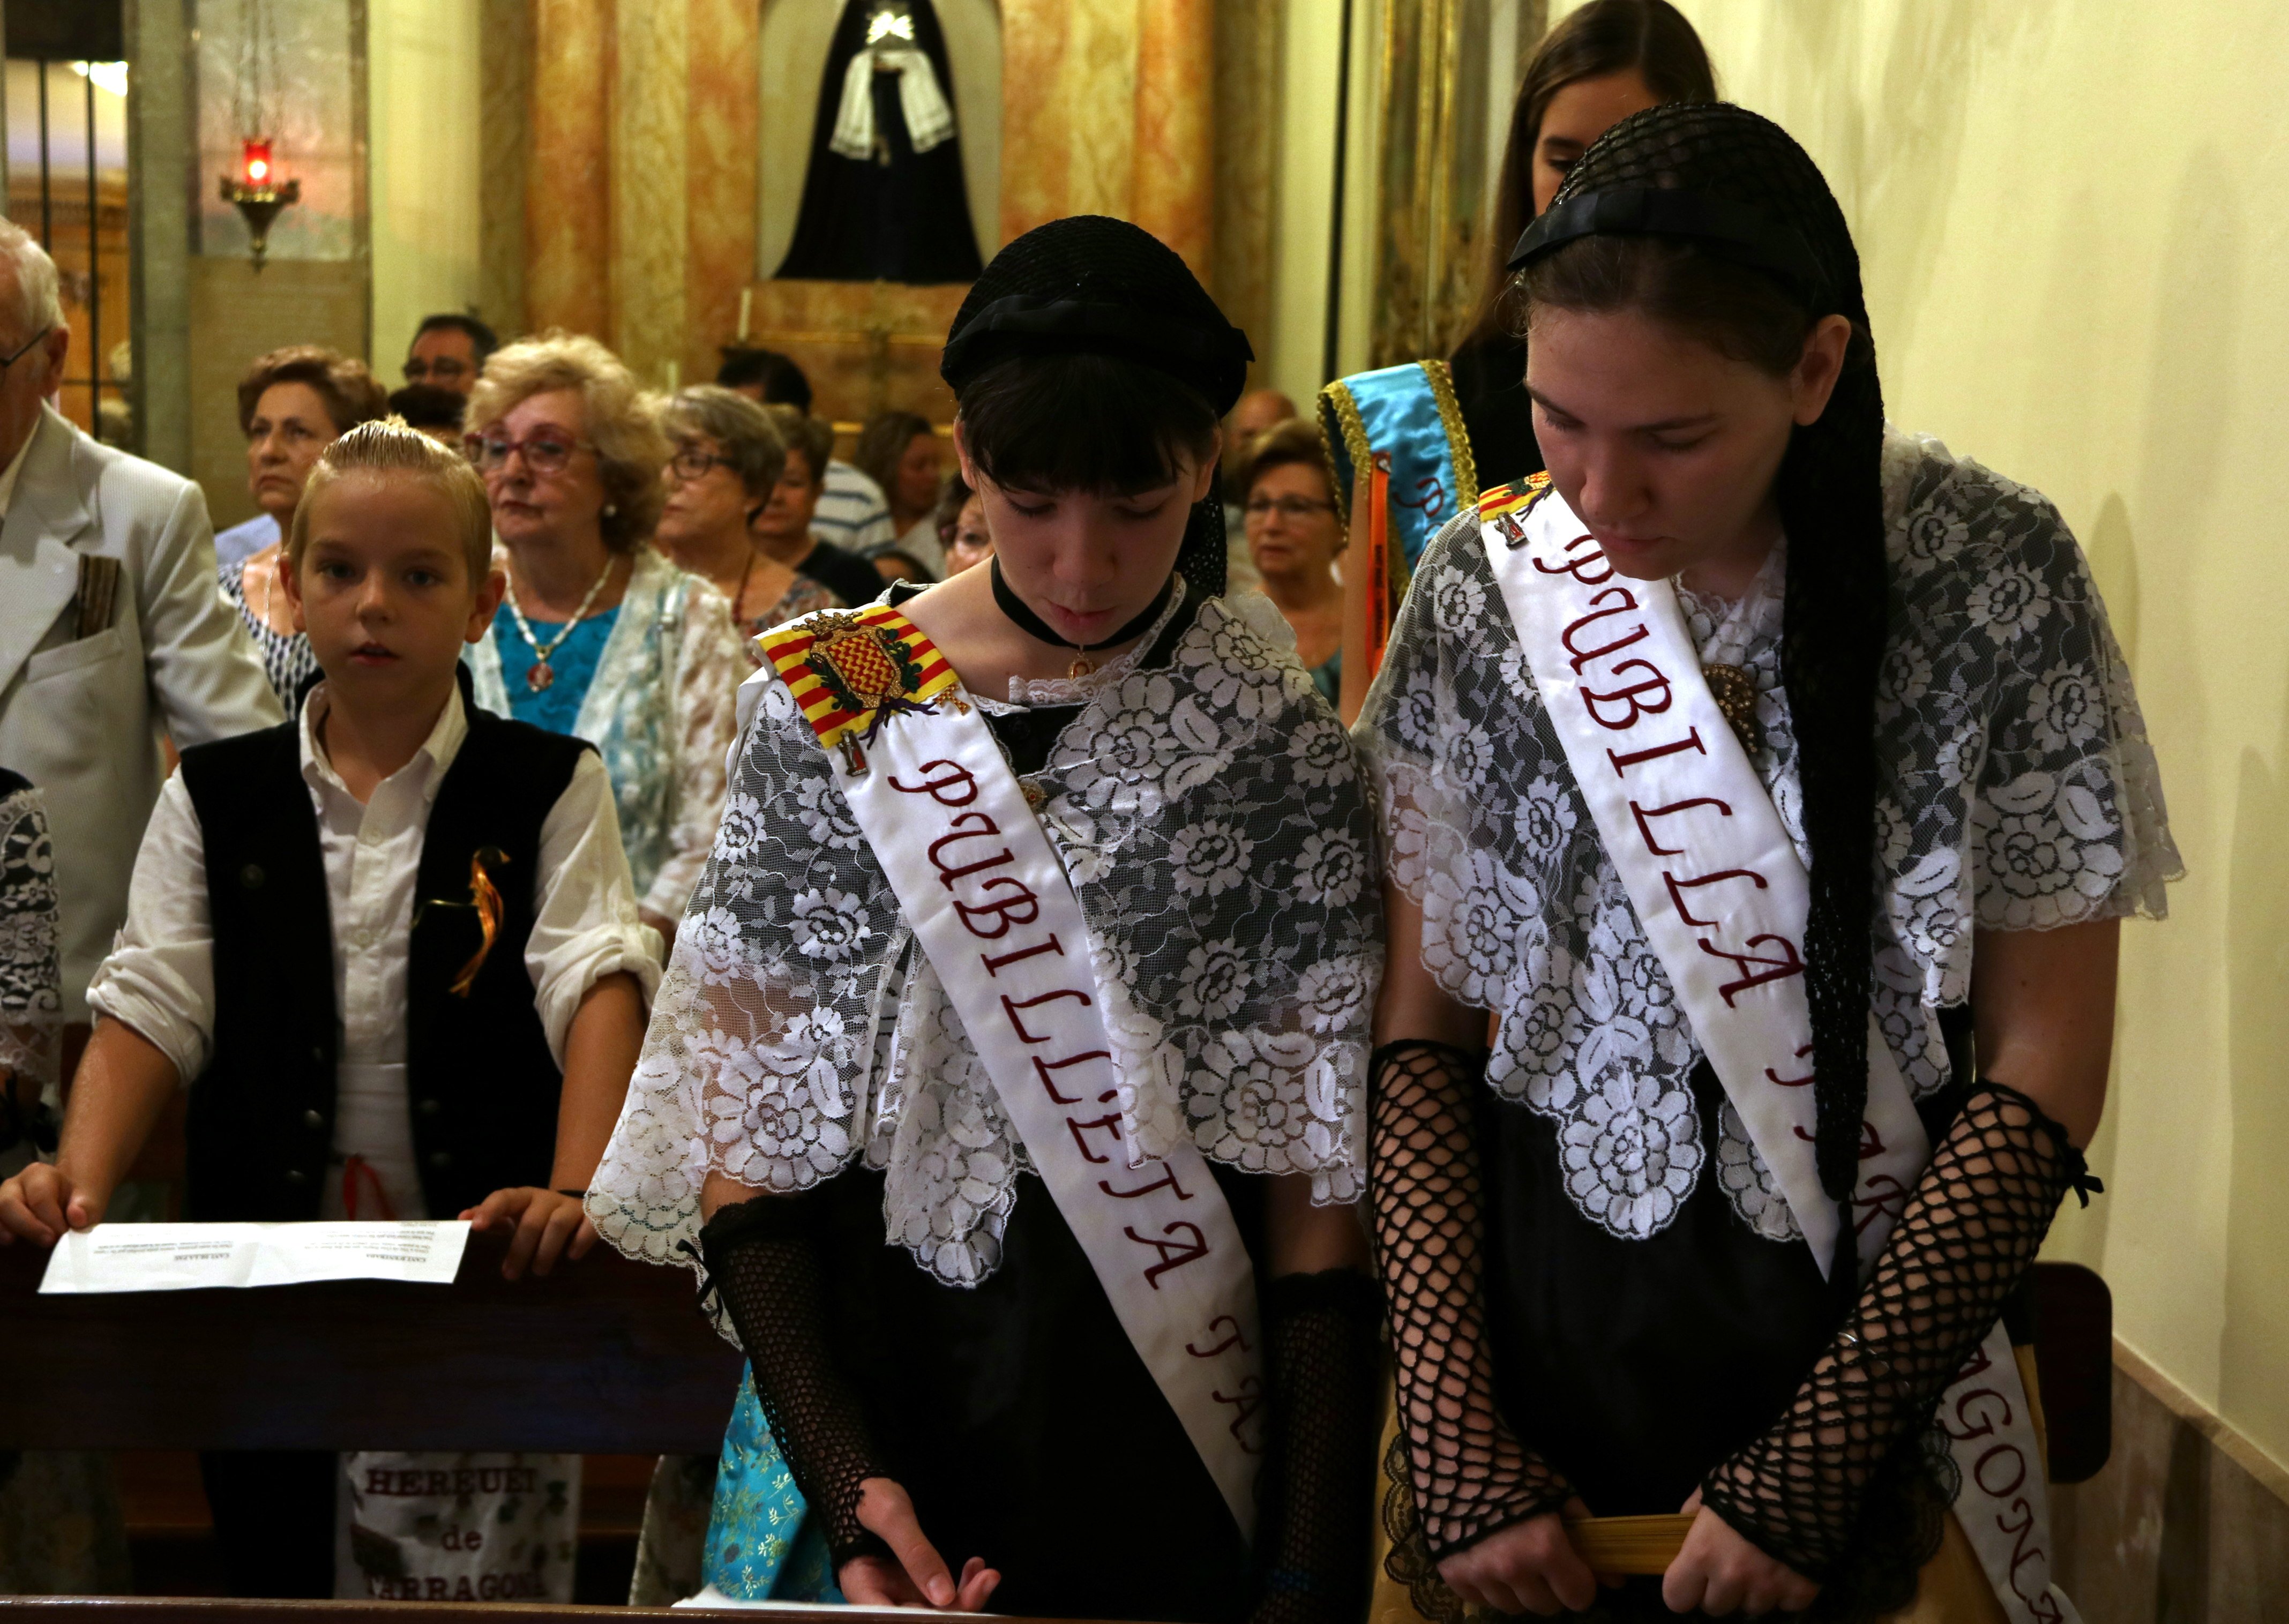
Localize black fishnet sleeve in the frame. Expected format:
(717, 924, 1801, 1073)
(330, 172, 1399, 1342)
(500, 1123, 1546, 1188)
(699, 1195, 891, 1568)
(1701, 1080, 2093, 1596)
(1253, 1268, 1383, 1624)
(1369, 1041, 1572, 1570)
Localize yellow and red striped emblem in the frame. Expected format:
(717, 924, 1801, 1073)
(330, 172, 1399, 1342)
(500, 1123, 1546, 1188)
(759, 604, 961, 757)
(1477, 470, 1553, 522)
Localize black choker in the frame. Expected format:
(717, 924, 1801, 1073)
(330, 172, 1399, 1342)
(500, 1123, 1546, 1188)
(991, 557, 1176, 676)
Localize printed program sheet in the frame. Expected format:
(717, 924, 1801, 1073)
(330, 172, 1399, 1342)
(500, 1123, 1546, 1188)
(38, 1222, 471, 1293)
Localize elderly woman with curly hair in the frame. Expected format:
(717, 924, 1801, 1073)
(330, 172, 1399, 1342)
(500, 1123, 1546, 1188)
(462, 332, 744, 939)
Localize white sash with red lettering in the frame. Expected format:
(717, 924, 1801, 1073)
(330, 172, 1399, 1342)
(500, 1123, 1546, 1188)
(831, 690, 1265, 1539)
(1483, 480, 2077, 1623)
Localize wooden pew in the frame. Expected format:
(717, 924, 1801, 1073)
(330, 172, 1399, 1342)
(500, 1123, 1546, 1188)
(0, 1605, 1075, 1623)
(0, 1227, 2110, 1597)
(0, 1229, 740, 1455)
(0, 1236, 2111, 1469)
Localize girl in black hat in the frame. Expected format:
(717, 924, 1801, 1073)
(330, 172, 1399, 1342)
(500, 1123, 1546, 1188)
(1361, 104, 2178, 1620)
(593, 216, 1382, 1624)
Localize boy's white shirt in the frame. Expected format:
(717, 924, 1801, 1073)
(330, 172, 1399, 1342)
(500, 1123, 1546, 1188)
(88, 682, 663, 1210)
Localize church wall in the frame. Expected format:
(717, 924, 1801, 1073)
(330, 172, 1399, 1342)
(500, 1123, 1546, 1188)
(1263, 1, 1378, 411)
(1546, 0, 2289, 1566)
(369, 0, 483, 369)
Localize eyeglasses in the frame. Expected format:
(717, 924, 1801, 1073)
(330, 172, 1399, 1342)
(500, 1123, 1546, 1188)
(405, 357, 472, 384)
(466, 431, 593, 475)
(0, 326, 52, 373)
(1244, 495, 1337, 521)
(667, 447, 736, 482)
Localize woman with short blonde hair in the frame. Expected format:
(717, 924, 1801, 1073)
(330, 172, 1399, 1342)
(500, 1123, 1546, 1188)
(461, 331, 744, 940)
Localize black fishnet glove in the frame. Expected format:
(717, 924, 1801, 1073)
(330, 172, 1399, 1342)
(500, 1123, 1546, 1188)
(1370, 1041, 1573, 1572)
(1253, 1268, 1383, 1624)
(700, 1195, 891, 1568)
(1701, 1081, 2091, 1597)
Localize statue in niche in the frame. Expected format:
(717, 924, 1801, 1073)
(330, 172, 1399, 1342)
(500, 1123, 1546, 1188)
(775, 0, 985, 283)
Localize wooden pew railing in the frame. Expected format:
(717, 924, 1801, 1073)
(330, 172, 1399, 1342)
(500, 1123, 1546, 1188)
(0, 1230, 2111, 1606)
(0, 1229, 739, 1454)
(0, 1605, 1072, 1623)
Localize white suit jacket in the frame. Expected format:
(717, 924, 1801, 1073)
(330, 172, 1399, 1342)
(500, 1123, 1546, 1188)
(0, 406, 282, 1018)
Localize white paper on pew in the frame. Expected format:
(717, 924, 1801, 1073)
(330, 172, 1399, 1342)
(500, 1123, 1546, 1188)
(38, 1221, 472, 1293)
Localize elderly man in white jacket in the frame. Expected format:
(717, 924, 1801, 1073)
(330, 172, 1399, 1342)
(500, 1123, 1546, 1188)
(0, 221, 279, 1027)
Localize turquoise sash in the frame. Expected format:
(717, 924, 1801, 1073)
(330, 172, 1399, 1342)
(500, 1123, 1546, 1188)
(1315, 359, 1479, 573)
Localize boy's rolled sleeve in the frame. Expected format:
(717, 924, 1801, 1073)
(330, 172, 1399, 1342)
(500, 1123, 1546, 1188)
(528, 750, 665, 1066)
(84, 774, 216, 1086)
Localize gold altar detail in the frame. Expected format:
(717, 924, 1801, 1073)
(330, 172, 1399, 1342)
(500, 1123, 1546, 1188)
(742, 279, 966, 442)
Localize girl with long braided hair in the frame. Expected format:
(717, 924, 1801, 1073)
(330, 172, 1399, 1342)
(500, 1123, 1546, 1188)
(1360, 103, 2178, 1620)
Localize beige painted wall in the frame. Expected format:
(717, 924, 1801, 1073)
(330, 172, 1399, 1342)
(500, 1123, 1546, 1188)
(369, 0, 484, 365)
(1265, 0, 1379, 410)
(1537, 0, 2289, 1472)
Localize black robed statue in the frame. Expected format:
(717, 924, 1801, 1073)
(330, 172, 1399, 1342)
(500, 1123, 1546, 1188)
(775, 0, 985, 284)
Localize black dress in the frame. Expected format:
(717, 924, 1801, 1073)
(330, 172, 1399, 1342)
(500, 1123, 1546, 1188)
(817, 1161, 1265, 1621)
(1474, 1019, 1983, 1618)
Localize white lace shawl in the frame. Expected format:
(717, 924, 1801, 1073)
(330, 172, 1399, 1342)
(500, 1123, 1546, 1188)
(591, 593, 1381, 1289)
(0, 783, 59, 1096)
(1355, 428, 2181, 1247)
(467, 547, 746, 920)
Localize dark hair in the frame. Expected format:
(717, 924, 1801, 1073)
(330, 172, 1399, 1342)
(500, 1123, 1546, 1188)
(1465, 0, 1715, 348)
(854, 410, 934, 499)
(664, 385, 788, 500)
(956, 352, 1219, 497)
(717, 346, 813, 411)
(1520, 236, 1857, 378)
(412, 313, 499, 364)
(387, 383, 468, 433)
(761, 403, 835, 489)
(237, 345, 390, 436)
(1233, 417, 1332, 504)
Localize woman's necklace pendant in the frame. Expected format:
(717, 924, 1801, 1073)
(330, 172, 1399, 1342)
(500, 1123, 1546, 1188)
(1067, 655, 1095, 679)
(526, 660, 556, 693)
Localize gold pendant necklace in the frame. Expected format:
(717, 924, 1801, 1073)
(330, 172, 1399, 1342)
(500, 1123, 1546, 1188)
(506, 555, 618, 692)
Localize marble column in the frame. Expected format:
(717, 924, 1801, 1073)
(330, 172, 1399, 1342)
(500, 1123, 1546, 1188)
(609, 0, 687, 380)
(683, 0, 758, 382)
(478, 0, 533, 338)
(525, 0, 611, 340)
(1133, 0, 1214, 283)
(999, 0, 1142, 241)
(1211, 0, 1278, 368)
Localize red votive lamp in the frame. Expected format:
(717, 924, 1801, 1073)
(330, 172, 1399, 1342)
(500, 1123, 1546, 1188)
(241, 138, 273, 186)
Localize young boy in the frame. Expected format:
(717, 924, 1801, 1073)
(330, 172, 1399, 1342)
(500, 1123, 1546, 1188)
(0, 421, 662, 1601)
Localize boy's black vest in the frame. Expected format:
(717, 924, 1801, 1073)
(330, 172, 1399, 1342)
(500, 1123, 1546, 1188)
(175, 679, 593, 1221)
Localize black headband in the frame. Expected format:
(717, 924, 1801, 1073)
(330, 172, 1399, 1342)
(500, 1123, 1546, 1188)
(938, 293, 1255, 415)
(1508, 186, 1831, 310)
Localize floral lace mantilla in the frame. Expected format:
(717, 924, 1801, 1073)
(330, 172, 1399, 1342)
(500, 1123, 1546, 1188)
(1356, 428, 2179, 1248)
(592, 593, 1380, 1294)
